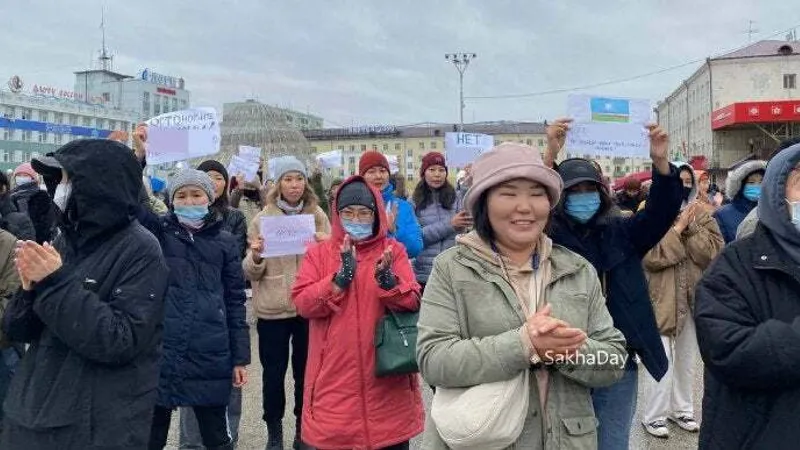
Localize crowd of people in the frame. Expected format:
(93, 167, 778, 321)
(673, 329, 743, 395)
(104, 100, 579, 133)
(0, 119, 798, 450)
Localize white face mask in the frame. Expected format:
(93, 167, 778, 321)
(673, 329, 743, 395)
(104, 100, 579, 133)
(15, 176, 34, 186)
(53, 182, 72, 211)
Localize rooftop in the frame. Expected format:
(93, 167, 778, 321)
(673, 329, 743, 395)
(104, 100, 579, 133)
(714, 40, 800, 60)
(303, 121, 546, 140)
(73, 69, 133, 80)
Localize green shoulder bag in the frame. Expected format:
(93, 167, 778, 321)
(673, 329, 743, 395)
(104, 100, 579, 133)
(374, 310, 419, 377)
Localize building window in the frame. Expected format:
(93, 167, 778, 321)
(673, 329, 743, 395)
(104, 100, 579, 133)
(349, 168, 355, 176)
(406, 149, 413, 157)
(3, 106, 14, 119)
(20, 109, 32, 120)
(55, 134, 63, 145)
(68, 114, 77, 125)
(418, 142, 425, 150)
(360, 144, 367, 152)
(142, 92, 150, 114)
(395, 143, 401, 151)
(38, 132, 46, 143)
(0, 151, 7, 163)
(337, 145, 344, 151)
(430, 142, 437, 149)
(526, 139, 533, 146)
(2, 130, 9, 140)
(172, 98, 178, 111)
(407, 162, 414, 170)
(383, 144, 389, 151)
(21, 131, 31, 142)
(349, 145, 355, 152)
(162, 96, 169, 113)
(39, 110, 49, 122)
(348, 156, 356, 166)
(311, 147, 317, 152)
(785, 74, 797, 89)
(13, 151, 23, 162)
(372, 144, 378, 151)
(538, 139, 545, 147)
(154, 95, 161, 115)
(108, 120, 116, 131)
(180, 100, 188, 109)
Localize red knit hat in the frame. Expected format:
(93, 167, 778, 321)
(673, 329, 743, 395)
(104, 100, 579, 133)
(359, 151, 390, 175)
(420, 152, 447, 178)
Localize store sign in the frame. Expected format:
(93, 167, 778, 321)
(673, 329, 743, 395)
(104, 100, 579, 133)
(7, 75, 23, 93)
(31, 84, 87, 101)
(140, 68, 185, 89)
(712, 100, 800, 130)
(346, 125, 398, 135)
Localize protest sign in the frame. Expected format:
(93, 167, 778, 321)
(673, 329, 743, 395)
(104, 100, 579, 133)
(228, 155, 260, 183)
(386, 154, 400, 174)
(444, 132, 494, 167)
(238, 145, 261, 163)
(145, 107, 220, 164)
(316, 150, 343, 169)
(259, 214, 316, 257)
(566, 95, 651, 158)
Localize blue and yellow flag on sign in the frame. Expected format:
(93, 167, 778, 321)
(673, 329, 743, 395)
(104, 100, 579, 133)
(590, 97, 630, 123)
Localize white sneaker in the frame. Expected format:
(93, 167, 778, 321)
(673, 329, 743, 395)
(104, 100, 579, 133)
(643, 420, 670, 438)
(669, 415, 700, 432)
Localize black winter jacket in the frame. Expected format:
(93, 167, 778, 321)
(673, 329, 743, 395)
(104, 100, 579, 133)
(139, 211, 250, 408)
(9, 183, 56, 244)
(219, 206, 247, 258)
(695, 224, 800, 450)
(549, 166, 683, 380)
(0, 194, 35, 241)
(1, 140, 169, 450)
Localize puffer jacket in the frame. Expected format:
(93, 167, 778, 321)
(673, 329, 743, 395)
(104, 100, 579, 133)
(244, 197, 330, 321)
(220, 206, 248, 258)
(380, 182, 423, 258)
(412, 193, 460, 284)
(417, 231, 626, 449)
(139, 211, 250, 408)
(713, 160, 766, 243)
(291, 176, 424, 450)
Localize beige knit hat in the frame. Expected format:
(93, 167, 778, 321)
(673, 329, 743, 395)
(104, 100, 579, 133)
(465, 142, 563, 214)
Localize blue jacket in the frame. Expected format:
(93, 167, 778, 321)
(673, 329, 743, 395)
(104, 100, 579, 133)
(714, 197, 756, 244)
(413, 195, 459, 283)
(548, 167, 683, 380)
(140, 212, 250, 408)
(381, 184, 423, 258)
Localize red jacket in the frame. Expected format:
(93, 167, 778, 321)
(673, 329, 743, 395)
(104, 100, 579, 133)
(292, 176, 424, 450)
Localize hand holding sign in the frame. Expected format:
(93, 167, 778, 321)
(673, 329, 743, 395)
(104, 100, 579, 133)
(646, 124, 671, 175)
(259, 215, 316, 258)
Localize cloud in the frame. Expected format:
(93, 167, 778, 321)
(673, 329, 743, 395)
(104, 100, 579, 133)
(2, 0, 798, 127)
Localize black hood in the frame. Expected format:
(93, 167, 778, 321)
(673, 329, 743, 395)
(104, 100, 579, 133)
(48, 139, 144, 249)
(759, 143, 800, 264)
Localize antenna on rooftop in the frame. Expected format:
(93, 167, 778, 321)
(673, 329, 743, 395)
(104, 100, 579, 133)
(744, 20, 759, 43)
(97, 4, 114, 71)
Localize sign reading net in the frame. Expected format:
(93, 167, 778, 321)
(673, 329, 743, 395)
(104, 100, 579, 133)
(445, 132, 494, 167)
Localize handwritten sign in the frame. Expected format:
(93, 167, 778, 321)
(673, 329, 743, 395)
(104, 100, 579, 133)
(146, 107, 220, 164)
(238, 145, 261, 163)
(228, 155, 260, 183)
(444, 132, 494, 167)
(566, 95, 651, 158)
(259, 214, 316, 257)
(386, 154, 400, 174)
(316, 150, 343, 169)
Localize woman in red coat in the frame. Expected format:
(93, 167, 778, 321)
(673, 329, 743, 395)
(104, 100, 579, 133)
(292, 176, 424, 450)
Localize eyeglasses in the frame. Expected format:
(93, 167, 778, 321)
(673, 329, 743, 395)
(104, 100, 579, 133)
(340, 209, 374, 221)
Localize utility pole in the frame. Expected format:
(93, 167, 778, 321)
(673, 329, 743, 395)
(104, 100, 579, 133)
(745, 20, 759, 43)
(445, 53, 477, 132)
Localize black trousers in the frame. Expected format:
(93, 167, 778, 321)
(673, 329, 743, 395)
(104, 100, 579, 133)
(149, 405, 231, 449)
(257, 317, 309, 425)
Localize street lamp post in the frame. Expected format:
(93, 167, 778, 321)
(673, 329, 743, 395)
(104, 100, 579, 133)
(445, 53, 477, 132)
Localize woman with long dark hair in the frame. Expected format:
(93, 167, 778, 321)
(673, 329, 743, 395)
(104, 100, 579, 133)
(411, 152, 471, 291)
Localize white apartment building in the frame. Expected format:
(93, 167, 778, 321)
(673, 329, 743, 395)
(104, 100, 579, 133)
(657, 40, 800, 170)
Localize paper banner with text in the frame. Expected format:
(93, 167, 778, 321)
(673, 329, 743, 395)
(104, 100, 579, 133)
(316, 150, 343, 169)
(386, 154, 400, 174)
(145, 107, 220, 164)
(566, 95, 651, 158)
(238, 145, 261, 163)
(259, 214, 316, 257)
(228, 155, 260, 183)
(444, 132, 494, 167)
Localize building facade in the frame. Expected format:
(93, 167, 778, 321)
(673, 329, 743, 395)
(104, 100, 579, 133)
(0, 78, 140, 172)
(657, 40, 800, 170)
(75, 68, 190, 121)
(223, 101, 323, 130)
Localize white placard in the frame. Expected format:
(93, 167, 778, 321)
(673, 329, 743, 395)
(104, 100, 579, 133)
(386, 154, 400, 174)
(228, 155, 260, 183)
(259, 214, 316, 257)
(566, 95, 651, 158)
(146, 107, 220, 164)
(238, 145, 261, 163)
(316, 150, 343, 169)
(444, 132, 494, 167)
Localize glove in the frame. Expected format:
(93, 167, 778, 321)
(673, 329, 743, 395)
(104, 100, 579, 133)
(375, 264, 397, 290)
(333, 249, 356, 289)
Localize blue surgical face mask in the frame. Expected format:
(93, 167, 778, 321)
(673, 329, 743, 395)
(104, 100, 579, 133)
(743, 183, 761, 202)
(174, 204, 209, 228)
(565, 191, 602, 224)
(342, 220, 373, 241)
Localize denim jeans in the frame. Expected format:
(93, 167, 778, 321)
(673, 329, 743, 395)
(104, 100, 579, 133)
(179, 388, 242, 449)
(591, 356, 638, 450)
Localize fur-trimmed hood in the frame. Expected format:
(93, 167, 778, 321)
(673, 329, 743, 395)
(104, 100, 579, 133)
(673, 161, 698, 209)
(726, 160, 766, 200)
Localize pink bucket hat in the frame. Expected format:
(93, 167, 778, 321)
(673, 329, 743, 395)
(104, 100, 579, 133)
(465, 142, 563, 214)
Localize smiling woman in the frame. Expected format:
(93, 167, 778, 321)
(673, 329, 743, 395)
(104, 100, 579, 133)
(417, 142, 626, 449)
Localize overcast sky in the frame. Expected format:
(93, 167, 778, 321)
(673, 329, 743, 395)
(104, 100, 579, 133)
(2, 1, 799, 127)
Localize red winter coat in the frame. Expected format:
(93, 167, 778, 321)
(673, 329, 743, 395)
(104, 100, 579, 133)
(292, 176, 424, 450)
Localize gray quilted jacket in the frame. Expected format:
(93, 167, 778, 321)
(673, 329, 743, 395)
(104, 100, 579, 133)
(413, 193, 461, 284)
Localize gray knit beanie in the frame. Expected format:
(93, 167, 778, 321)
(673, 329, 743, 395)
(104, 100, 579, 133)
(169, 169, 216, 202)
(273, 156, 307, 181)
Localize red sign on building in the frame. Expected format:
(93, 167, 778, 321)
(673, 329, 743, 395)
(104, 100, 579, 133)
(712, 100, 800, 130)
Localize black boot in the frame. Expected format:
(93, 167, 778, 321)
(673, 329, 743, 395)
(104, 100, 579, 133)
(293, 425, 311, 450)
(266, 421, 284, 450)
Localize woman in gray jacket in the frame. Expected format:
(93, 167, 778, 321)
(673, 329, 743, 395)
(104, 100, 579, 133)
(412, 152, 472, 290)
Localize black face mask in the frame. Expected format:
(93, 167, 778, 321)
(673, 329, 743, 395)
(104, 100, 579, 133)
(682, 186, 693, 201)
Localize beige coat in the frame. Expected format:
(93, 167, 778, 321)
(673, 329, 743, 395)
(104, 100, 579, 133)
(243, 201, 330, 320)
(643, 209, 723, 336)
(417, 231, 626, 450)
(0, 229, 21, 348)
